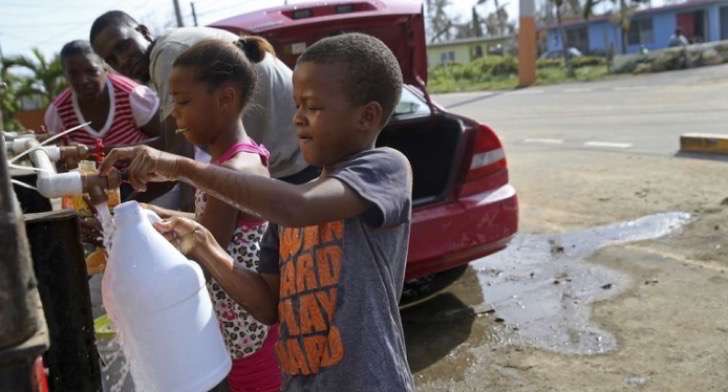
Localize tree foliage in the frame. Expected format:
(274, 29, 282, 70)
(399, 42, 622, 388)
(1, 49, 64, 131)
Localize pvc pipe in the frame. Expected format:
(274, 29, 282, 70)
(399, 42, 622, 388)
(43, 146, 61, 162)
(8, 138, 34, 155)
(35, 172, 83, 199)
(22, 139, 81, 199)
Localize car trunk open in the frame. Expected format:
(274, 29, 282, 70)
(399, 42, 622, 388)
(377, 113, 466, 205)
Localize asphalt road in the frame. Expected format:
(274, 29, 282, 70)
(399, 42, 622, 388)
(433, 63, 728, 157)
(411, 65, 728, 391)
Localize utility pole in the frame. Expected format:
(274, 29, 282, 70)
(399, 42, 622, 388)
(518, 0, 537, 86)
(0, 40, 5, 129)
(191, 2, 199, 27)
(173, 0, 185, 27)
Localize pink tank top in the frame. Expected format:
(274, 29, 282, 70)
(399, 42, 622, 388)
(213, 141, 270, 166)
(194, 140, 273, 361)
(211, 141, 270, 226)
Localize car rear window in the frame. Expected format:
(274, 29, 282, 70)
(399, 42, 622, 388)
(393, 87, 430, 118)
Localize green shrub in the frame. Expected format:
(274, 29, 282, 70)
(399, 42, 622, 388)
(490, 56, 518, 76)
(571, 56, 606, 68)
(427, 54, 608, 93)
(537, 58, 562, 68)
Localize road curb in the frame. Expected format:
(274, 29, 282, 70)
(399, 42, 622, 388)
(680, 133, 728, 155)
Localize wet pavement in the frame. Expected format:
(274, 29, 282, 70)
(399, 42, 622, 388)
(403, 212, 693, 386)
(471, 212, 692, 355)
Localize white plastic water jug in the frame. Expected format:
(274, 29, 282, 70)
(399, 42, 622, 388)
(101, 201, 231, 392)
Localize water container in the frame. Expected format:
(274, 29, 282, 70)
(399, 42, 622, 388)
(101, 201, 231, 392)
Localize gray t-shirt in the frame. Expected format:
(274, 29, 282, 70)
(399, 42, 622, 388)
(259, 147, 415, 392)
(149, 27, 308, 178)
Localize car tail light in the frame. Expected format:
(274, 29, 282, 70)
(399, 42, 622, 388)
(459, 124, 509, 196)
(34, 357, 49, 392)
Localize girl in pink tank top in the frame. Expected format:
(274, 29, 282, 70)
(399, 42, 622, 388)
(146, 38, 281, 391)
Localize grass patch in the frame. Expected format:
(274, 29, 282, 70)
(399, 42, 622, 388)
(428, 55, 610, 93)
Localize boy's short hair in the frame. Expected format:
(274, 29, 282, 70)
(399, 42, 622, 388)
(297, 33, 403, 125)
(90, 10, 138, 43)
(60, 40, 97, 63)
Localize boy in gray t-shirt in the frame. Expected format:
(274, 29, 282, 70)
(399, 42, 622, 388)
(257, 146, 413, 391)
(254, 33, 414, 390)
(100, 33, 415, 391)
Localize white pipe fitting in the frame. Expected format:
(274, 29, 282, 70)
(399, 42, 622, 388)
(35, 172, 83, 198)
(9, 138, 34, 154)
(22, 139, 84, 198)
(43, 146, 61, 162)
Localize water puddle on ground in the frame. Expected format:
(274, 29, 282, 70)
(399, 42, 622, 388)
(471, 212, 692, 355)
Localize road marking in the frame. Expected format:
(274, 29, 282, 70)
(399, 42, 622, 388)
(524, 138, 564, 144)
(584, 141, 633, 149)
(614, 86, 647, 91)
(563, 88, 592, 93)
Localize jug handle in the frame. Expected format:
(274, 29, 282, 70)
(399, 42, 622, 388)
(144, 209, 162, 225)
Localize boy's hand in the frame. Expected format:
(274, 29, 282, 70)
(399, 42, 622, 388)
(153, 216, 212, 260)
(99, 145, 182, 192)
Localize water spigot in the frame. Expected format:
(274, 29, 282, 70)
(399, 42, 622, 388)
(59, 145, 90, 164)
(82, 170, 122, 205)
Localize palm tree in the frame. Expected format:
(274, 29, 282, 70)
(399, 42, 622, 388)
(1, 48, 64, 131)
(2, 48, 65, 108)
(1, 77, 19, 131)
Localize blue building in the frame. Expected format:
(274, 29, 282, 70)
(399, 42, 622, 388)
(544, 0, 728, 54)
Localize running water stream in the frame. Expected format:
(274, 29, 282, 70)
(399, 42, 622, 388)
(95, 203, 114, 251)
(94, 202, 141, 391)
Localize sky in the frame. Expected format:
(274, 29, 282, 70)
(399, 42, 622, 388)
(0, 0, 505, 59)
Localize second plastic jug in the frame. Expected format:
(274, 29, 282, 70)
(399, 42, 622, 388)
(101, 201, 231, 392)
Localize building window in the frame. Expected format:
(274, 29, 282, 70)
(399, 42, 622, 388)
(473, 45, 483, 59)
(440, 51, 455, 64)
(565, 26, 589, 53)
(628, 19, 654, 45)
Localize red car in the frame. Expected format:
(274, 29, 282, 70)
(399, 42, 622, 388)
(210, 0, 518, 282)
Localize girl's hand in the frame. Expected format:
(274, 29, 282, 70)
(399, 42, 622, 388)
(99, 145, 183, 192)
(140, 202, 164, 218)
(153, 216, 212, 259)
